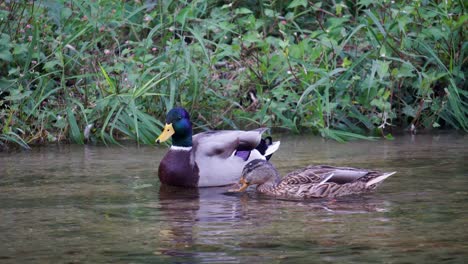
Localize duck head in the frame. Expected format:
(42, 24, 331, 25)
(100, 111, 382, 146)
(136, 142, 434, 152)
(236, 159, 280, 192)
(155, 107, 193, 147)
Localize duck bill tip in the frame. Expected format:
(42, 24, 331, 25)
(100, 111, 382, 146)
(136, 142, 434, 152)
(236, 178, 250, 192)
(155, 123, 174, 143)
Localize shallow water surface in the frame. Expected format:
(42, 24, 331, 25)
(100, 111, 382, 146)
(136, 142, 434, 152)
(1, 133, 467, 263)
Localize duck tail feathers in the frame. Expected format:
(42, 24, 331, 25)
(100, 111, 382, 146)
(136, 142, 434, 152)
(318, 173, 334, 185)
(264, 141, 280, 159)
(366, 172, 396, 188)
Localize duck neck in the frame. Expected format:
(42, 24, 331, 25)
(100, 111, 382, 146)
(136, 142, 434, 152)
(257, 170, 282, 192)
(172, 135, 192, 147)
(172, 127, 193, 147)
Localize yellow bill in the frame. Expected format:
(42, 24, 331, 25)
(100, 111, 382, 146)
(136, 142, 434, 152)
(236, 177, 250, 192)
(155, 123, 175, 143)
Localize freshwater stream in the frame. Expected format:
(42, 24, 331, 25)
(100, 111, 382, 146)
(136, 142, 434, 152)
(1, 133, 467, 263)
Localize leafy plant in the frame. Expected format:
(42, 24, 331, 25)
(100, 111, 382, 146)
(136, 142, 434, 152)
(0, 0, 466, 150)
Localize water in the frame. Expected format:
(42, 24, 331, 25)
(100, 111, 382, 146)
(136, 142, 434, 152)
(1, 133, 467, 263)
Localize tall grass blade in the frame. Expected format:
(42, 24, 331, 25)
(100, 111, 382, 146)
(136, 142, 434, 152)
(0, 132, 31, 149)
(66, 107, 84, 144)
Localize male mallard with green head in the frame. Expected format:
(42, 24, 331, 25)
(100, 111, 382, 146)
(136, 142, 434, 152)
(233, 159, 396, 198)
(156, 107, 280, 187)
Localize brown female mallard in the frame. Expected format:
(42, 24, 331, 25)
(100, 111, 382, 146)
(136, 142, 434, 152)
(155, 108, 280, 187)
(232, 159, 396, 198)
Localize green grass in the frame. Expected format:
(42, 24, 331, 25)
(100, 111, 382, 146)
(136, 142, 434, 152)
(0, 0, 466, 150)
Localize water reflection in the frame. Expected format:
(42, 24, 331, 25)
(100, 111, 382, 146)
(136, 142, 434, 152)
(154, 183, 394, 262)
(156, 185, 244, 262)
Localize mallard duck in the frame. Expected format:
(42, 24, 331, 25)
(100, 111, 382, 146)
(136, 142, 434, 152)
(232, 159, 396, 198)
(155, 107, 280, 187)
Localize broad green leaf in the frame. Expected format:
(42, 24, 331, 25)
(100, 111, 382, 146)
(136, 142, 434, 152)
(235, 8, 253, 15)
(61, 7, 72, 20)
(5, 90, 32, 101)
(0, 49, 12, 62)
(43, 60, 60, 71)
(402, 104, 416, 117)
(288, 0, 307, 9)
(264, 9, 276, 18)
(176, 6, 192, 25)
(13, 44, 28, 56)
(376, 60, 390, 79)
(395, 62, 415, 78)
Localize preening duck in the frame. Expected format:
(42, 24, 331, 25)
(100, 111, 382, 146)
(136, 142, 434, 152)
(155, 107, 280, 187)
(233, 159, 396, 198)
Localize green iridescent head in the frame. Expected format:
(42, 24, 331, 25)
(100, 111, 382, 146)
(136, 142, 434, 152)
(155, 107, 193, 147)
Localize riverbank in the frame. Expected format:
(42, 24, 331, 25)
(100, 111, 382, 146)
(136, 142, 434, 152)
(1, 1, 466, 149)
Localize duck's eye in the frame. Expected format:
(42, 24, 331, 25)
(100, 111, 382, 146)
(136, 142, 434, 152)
(177, 116, 182, 120)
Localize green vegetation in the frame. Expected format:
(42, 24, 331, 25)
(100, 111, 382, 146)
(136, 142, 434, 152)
(0, 0, 466, 149)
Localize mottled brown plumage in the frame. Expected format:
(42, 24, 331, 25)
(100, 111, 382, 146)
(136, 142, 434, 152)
(234, 160, 396, 199)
